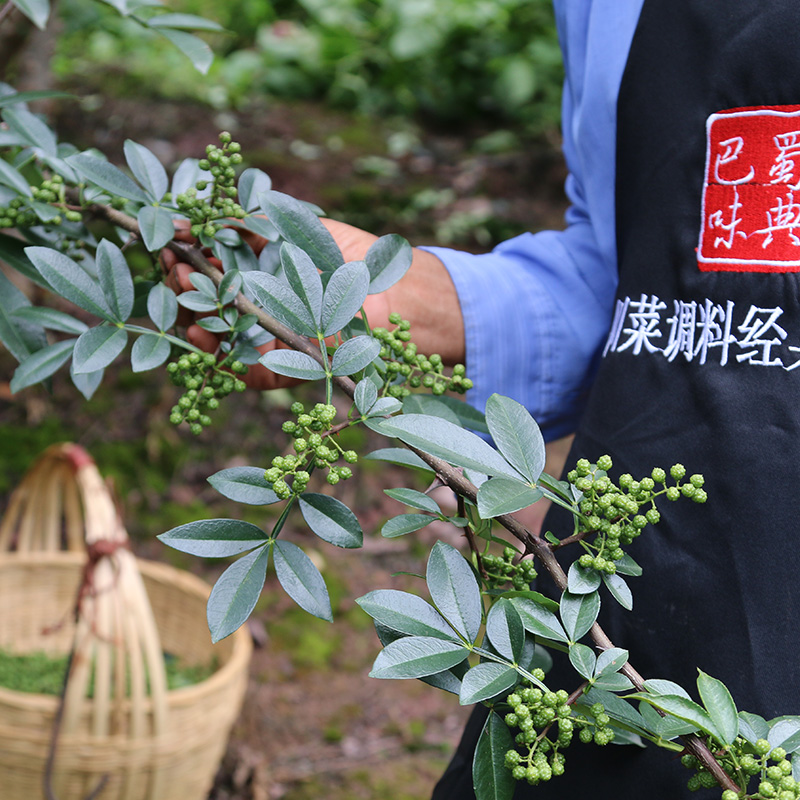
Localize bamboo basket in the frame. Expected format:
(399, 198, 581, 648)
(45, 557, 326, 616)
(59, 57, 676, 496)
(0, 443, 253, 800)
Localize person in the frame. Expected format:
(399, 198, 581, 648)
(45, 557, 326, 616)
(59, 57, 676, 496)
(166, 1, 800, 797)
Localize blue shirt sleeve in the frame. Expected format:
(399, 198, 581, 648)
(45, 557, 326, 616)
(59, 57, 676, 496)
(421, 0, 644, 441)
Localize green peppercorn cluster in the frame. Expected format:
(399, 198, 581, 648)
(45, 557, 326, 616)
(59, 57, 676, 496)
(683, 739, 800, 799)
(175, 132, 246, 238)
(372, 312, 473, 399)
(566, 455, 706, 576)
(264, 401, 357, 498)
(167, 351, 248, 433)
(0, 174, 84, 229)
(503, 685, 613, 786)
(482, 546, 538, 591)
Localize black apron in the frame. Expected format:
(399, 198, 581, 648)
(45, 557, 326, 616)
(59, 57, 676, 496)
(433, 1, 800, 798)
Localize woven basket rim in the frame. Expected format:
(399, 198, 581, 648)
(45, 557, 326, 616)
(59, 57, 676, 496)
(0, 552, 252, 710)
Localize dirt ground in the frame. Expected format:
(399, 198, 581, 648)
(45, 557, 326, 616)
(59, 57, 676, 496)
(0, 94, 569, 799)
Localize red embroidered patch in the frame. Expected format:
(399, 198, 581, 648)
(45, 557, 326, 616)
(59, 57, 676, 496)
(698, 105, 800, 272)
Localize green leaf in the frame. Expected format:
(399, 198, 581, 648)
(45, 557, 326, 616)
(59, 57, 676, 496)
(614, 554, 643, 577)
(485, 394, 546, 483)
(137, 205, 175, 252)
(559, 590, 600, 642)
(400, 393, 489, 434)
(356, 589, 458, 640)
(363, 397, 402, 418)
(130, 332, 170, 372)
(0, 275, 47, 360)
(273, 540, 332, 622)
(382, 513, 434, 538)
(638, 701, 696, 739)
(584, 688, 649, 734)
(25, 246, 112, 320)
(321, 260, 370, 337)
(330, 334, 380, 376)
(768, 719, 800, 754)
(365, 234, 412, 294)
(354, 377, 378, 415)
(218, 270, 243, 305)
(207, 467, 279, 505)
(376, 414, 521, 479)
(0, 232, 49, 287)
(567, 562, 602, 594)
(477, 477, 542, 518)
(3, 106, 56, 155)
(565, 644, 595, 680)
(596, 647, 629, 677)
(177, 291, 218, 312)
(280, 242, 323, 329)
(299, 493, 363, 549)
(738, 712, 769, 744)
(472, 711, 516, 800)
(146, 12, 224, 30)
(644, 679, 693, 699)
(259, 349, 327, 380)
(72, 325, 127, 374)
(11, 0, 50, 27)
(696, 671, 739, 746)
(237, 169, 272, 212)
(146, 282, 178, 331)
(485, 598, 524, 663)
(244, 271, 317, 337)
(602, 571, 633, 610)
(370, 635, 468, 679)
(593, 673, 634, 692)
(509, 597, 568, 643)
(384, 488, 440, 514)
(460, 663, 518, 705)
(123, 140, 168, 200)
(243, 214, 279, 241)
(0, 158, 32, 195)
(96, 239, 134, 322)
(10, 338, 74, 392)
(70, 363, 104, 400)
(631, 693, 721, 741)
(155, 29, 214, 74)
(258, 190, 342, 273)
(67, 153, 148, 203)
(11, 304, 83, 336)
(365, 447, 433, 473)
(426, 540, 482, 642)
(0, 89, 71, 108)
(158, 518, 269, 557)
(196, 317, 229, 333)
(207, 544, 270, 642)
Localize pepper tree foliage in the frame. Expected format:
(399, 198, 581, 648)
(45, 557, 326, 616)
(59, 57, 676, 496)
(3, 5, 800, 800)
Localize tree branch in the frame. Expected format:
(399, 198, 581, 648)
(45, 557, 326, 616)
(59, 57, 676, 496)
(80, 200, 739, 793)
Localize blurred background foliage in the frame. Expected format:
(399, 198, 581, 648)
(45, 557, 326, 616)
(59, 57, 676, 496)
(52, 0, 563, 133)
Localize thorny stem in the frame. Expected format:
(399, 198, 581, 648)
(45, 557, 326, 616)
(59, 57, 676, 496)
(84, 199, 739, 794)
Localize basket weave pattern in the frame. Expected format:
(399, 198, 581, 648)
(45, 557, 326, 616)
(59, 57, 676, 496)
(0, 444, 252, 800)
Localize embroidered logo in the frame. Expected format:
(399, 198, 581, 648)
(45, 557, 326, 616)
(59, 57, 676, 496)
(699, 105, 800, 272)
